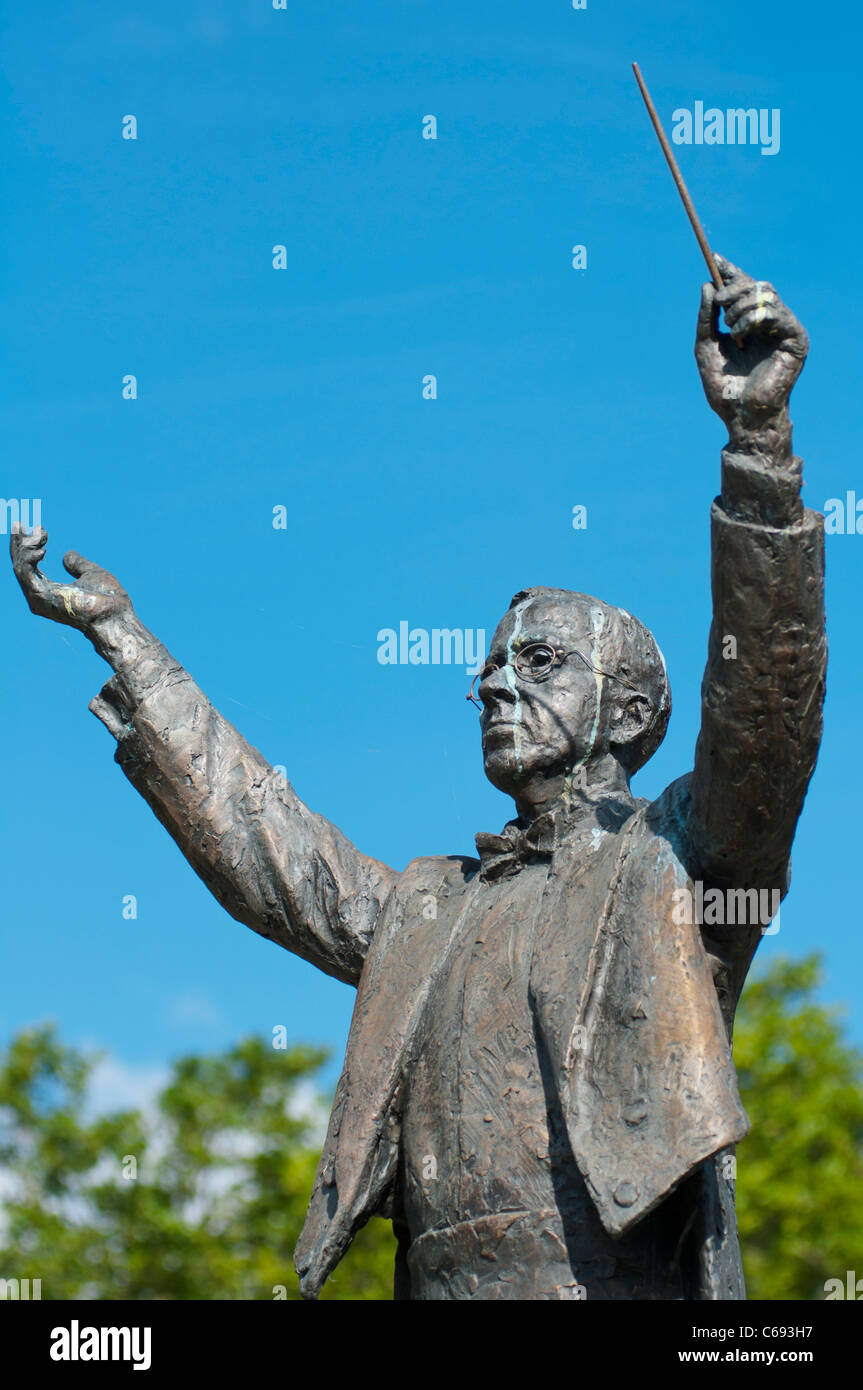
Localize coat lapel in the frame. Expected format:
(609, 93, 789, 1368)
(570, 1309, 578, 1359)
(294, 854, 480, 1298)
(531, 789, 749, 1237)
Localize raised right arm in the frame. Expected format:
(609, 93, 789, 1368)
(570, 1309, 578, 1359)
(11, 529, 397, 986)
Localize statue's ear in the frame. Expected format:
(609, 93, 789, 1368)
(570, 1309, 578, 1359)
(608, 692, 652, 753)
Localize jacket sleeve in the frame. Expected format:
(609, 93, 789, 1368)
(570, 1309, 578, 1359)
(687, 447, 827, 896)
(90, 640, 397, 987)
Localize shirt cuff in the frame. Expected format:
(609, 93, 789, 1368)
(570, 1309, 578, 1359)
(720, 448, 804, 528)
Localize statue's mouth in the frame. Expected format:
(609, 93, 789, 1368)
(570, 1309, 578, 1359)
(483, 720, 517, 747)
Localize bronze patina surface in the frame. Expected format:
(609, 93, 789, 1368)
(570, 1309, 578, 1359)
(11, 258, 825, 1299)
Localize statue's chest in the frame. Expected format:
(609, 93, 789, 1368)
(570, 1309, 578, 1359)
(399, 861, 595, 1230)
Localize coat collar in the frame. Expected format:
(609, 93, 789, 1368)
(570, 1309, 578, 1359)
(475, 796, 637, 881)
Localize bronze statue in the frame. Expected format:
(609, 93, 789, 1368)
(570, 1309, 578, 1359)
(11, 256, 825, 1299)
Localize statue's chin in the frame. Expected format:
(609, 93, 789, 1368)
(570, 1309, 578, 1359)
(483, 743, 596, 801)
(482, 745, 554, 798)
(482, 748, 523, 797)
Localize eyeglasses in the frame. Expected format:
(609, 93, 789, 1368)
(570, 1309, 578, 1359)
(466, 641, 642, 711)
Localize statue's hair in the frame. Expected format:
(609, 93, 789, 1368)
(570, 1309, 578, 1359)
(507, 587, 671, 774)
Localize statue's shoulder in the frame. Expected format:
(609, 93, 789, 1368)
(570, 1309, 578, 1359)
(638, 772, 697, 872)
(361, 854, 477, 974)
(396, 853, 480, 896)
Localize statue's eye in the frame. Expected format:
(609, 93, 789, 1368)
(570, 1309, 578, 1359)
(516, 643, 557, 676)
(480, 661, 499, 682)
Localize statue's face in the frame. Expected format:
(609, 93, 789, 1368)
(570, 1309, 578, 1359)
(477, 595, 619, 797)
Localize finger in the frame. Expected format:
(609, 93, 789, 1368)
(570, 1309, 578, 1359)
(10, 523, 47, 556)
(722, 290, 769, 331)
(63, 550, 100, 578)
(696, 283, 721, 343)
(726, 308, 776, 341)
(781, 321, 809, 360)
(10, 525, 48, 578)
(10, 520, 47, 541)
(726, 295, 799, 345)
(9, 540, 54, 614)
(713, 253, 754, 290)
(716, 277, 766, 311)
(723, 283, 780, 324)
(89, 676, 131, 740)
(89, 691, 127, 740)
(716, 283, 759, 311)
(729, 309, 805, 354)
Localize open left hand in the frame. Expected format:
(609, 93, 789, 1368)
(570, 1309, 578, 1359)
(10, 526, 132, 634)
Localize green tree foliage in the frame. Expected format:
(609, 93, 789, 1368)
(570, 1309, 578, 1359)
(734, 953, 863, 1300)
(0, 1028, 395, 1300)
(1, 953, 859, 1301)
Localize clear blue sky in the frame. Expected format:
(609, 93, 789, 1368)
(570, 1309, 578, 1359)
(2, 1, 859, 1098)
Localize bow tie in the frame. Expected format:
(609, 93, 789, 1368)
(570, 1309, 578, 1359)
(475, 812, 559, 882)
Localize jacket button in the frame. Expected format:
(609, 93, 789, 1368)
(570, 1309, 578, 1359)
(613, 1181, 638, 1207)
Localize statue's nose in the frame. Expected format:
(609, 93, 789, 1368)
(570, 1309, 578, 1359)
(480, 669, 517, 710)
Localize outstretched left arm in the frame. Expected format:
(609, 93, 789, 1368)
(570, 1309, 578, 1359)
(687, 257, 827, 902)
